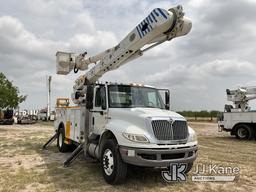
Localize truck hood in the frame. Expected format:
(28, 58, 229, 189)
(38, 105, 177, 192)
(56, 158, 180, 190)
(108, 107, 185, 120)
(108, 108, 186, 135)
(106, 108, 190, 146)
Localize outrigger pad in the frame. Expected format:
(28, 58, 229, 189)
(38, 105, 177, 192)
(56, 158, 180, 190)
(63, 144, 84, 167)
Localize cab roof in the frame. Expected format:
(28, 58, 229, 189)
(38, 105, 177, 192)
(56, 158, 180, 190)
(97, 82, 156, 89)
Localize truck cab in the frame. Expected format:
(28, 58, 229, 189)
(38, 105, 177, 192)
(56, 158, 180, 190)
(54, 82, 198, 184)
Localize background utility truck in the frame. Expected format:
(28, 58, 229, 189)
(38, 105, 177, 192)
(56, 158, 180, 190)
(0, 109, 14, 125)
(218, 86, 256, 140)
(44, 5, 198, 184)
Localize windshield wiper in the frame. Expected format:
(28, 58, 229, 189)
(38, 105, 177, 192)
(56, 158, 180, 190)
(144, 105, 158, 108)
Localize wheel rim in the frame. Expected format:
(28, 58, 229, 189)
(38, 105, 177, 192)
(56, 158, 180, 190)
(58, 132, 63, 147)
(237, 127, 248, 138)
(103, 149, 114, 176)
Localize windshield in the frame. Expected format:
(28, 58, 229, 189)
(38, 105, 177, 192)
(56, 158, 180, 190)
(108, 85, 165, 109)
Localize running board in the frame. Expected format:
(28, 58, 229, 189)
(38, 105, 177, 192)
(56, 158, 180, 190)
(63, 143, 84, 167)
(42, 132, 58, 150)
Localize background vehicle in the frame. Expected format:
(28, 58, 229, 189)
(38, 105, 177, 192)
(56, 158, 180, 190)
(218, 86, 256, 139)
(17, 115, 37, 124)
(38, 109, 47, 121)
(49, 111, 55, 121)
(44, 5, 198, 184)
(0, 109, 14, 125)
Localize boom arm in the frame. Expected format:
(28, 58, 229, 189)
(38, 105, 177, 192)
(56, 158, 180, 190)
(56, 5, 192, 104)
(226, 86, 256, 111)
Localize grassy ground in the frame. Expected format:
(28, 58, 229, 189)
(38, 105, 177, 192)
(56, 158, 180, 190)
(0, 122, 255, 192)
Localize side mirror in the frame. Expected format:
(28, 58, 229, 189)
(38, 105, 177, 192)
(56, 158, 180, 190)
(165, 90, 170, 110)
(86, 85, 94, 109)
(75, 91, 83, 100)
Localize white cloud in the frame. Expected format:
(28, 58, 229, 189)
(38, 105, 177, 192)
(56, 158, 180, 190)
(69, 31, 118, 53)
(201, 59, 255, 77)
(0, 16, 67, 61)
(72, 12, 95, 34)
(23, 0, 84, 18)
(1, 0, 256, 111)
(147, 59, 256, 88)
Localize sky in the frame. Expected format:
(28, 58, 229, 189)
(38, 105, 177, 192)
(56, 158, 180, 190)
(1, 0, 256, 111)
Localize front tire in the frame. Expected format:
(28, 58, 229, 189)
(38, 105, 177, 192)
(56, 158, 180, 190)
(57, 127, 69, 152)
(101, 139, 127, 185)
(235, 124, 253, 140)
(185, 162, 193, 173)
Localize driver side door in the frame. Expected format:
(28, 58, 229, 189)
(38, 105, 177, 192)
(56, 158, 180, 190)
(92, 85, 108, 135)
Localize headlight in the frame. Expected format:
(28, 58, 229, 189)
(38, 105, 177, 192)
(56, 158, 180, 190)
(187, 131, 197, 142)
(122, 133, 149, 143)
(191, 133, 197, 142)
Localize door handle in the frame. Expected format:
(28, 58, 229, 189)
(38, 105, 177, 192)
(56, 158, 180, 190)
(90, 110, 104, 115)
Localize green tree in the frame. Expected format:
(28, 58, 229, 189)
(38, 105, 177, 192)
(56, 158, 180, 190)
(210, 110, 219, 117)
(0, 72, 26, 109)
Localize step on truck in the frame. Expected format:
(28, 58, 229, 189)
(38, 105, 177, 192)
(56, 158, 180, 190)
(218, 86, 256, 140)
(44, 5, 198, 184)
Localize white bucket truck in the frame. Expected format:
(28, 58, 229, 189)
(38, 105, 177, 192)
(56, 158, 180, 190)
(44, 5, 198, 184)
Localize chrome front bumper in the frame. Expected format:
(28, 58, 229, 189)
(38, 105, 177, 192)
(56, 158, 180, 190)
(119, 145, 198, 167)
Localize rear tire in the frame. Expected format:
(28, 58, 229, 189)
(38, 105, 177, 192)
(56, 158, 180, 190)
(101, 139, 127, 185)
(57, 127, 69, 152)
(235, 124, 253, 140)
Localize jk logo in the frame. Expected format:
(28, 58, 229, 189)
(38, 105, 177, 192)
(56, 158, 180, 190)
(161, 163, 187, 182)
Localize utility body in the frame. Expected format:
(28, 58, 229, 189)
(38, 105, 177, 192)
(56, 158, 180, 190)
(218, 86, 256, 140)
(47, 5, 198, 184)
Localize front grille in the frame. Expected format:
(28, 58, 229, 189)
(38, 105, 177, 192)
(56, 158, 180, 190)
(151, 120, 188, 141)
(137, 153, 157, 160)
(161, 153, 185, 160)
(172, 121, 188, 140)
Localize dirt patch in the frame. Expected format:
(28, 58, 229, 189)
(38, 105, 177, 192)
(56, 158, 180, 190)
(0, 122, 255, 192)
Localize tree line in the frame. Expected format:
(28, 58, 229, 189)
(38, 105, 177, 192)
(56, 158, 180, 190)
(177, 110, 220, 118)
(0, 72, 26, 110)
